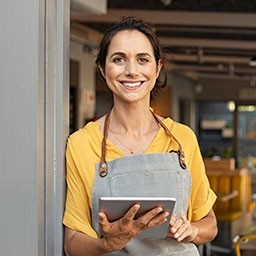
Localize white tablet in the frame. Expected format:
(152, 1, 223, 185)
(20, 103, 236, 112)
(99, 196, 176, 239)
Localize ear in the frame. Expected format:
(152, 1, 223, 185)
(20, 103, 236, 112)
(98, 65, 106, 79)
(156, 59, 163, 77)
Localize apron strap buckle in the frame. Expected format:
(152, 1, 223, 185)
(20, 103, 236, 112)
(99, 162, 108, 177)
(177, 150, 187, 169)
(169, 150, 187, 170)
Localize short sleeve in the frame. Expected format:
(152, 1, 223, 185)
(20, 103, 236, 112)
(63, 137, 98, 238)
(188, 161, 217, 221)
(185, 130, 217, 221)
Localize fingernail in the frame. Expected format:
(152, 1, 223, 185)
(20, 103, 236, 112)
(98, 213, 103, 221)
(157, 207, 163, 212)
(135, 204, 141, 210)
(163, 212, 169, 217)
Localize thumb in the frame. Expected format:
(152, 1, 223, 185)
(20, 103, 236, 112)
(98, 212, 108, 225)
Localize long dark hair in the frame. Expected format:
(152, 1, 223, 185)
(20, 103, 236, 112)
(95, 16, 167, 97)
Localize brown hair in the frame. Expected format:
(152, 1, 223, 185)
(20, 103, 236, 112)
(95, 16, 167, 97)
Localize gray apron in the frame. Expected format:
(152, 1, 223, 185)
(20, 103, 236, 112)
(91, 111, 200, 256)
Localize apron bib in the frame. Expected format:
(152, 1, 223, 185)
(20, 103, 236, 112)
(91, 111, 200, 256)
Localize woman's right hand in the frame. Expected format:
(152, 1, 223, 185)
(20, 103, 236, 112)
(98, 204, 169, 252)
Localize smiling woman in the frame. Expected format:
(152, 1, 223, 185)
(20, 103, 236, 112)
(63, 16, 218, 256)
(100, 29, 162, 104)
(96, 17, 167, 99)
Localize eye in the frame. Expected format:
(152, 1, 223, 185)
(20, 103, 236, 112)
(138, 57, 149, 63)
(113, 57, 125, 63)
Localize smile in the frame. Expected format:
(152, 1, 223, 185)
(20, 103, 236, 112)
(121, 81, 144, 89)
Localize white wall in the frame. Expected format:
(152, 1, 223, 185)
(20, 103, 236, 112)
(0, 1, 42, 254)
(0, 1, 69, 255)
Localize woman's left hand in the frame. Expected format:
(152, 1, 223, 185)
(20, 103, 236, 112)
(167, 214, 198, 242)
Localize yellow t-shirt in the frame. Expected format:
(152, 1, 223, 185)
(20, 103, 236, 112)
(63, 118, 216, 238)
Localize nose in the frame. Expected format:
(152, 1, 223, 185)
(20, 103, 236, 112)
(124, 60, 139, 76)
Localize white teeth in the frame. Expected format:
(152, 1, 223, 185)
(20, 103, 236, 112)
(122, 82, 141, 87)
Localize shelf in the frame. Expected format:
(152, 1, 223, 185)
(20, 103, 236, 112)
(201, 119, 227, 129)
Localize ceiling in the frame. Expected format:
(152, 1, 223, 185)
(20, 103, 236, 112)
(71, 0, 256, 84)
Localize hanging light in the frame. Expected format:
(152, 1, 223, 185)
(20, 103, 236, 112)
(160, 0, 173, 6)
(249, 56, 256, 67)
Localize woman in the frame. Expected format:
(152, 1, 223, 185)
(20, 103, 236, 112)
(63, 17, 218, 255)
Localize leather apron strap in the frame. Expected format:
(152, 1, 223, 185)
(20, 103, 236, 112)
(99, 110, 187, 177)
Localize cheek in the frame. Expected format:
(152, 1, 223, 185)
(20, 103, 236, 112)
(105, 65, 124, 79)
(144, 66, 159, 79)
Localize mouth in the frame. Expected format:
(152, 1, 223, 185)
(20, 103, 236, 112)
(120, 81, 144, 89)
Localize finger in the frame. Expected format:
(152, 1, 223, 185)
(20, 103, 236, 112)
(122, 204, 141, 225)
(146, 211, 169, 228)
(98, 212, 112, 234)
(170, 216, 186, 234)
(169, 214, 177, 226)
(142, 206, 163, 220)
(175, 225, 190, 242)
(180, 215, 187, 223)
(98, 212, 109, 225)
(137, 207, 165, 228)
(176, 230, 188, 242)
(173, 221, 188, 240)
(170, 218, 183, 232)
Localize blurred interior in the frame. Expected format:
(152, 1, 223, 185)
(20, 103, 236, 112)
(70, 1, 256, 255)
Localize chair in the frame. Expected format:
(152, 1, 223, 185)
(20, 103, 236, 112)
(233, 224, 256, 256)
(207, 168, 254, 254)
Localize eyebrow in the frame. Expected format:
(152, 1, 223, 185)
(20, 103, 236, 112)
(110, 52, 126, 58)
(110, 52, 152, 58)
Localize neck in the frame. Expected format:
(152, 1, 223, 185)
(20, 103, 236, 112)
(110, 105, 156, 136)
(107, 105, 160, 156)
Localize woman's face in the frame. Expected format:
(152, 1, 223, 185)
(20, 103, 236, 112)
(101, 30, 162, 104)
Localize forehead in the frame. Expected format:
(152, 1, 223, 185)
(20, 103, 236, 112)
(107, 30, 154, 55)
